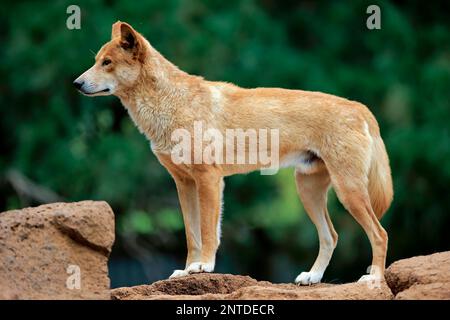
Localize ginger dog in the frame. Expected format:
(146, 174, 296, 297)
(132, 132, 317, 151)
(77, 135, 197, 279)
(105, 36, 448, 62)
(74, 21, 393, 284)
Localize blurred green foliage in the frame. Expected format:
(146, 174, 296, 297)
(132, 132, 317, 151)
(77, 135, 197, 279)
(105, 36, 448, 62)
(1, 0, 449, 285)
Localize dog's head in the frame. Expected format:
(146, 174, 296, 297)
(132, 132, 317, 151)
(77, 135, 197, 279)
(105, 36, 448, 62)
(73, 21, 147, 96)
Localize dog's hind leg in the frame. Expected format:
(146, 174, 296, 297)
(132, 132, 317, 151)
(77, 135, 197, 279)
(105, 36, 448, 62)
(294, 168, 338, 285)
(327, 164, 388, 283)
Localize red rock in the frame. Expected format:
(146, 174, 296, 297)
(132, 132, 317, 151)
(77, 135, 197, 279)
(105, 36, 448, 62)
(385, 251, 450, 300)
(0, 201, 115, 300)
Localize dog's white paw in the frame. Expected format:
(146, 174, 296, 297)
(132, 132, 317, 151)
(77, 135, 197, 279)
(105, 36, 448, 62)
(169, 269, 189, 279)
(186, 262, 215, 274)
(295, 271, 323, 285)
(358, 274, 382, 283)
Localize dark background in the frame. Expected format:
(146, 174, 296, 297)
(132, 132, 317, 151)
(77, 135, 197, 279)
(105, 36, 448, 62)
(1, 0, 449, 287)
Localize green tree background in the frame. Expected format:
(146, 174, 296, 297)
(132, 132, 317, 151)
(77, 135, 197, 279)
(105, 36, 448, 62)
(1, 0, 449, 287)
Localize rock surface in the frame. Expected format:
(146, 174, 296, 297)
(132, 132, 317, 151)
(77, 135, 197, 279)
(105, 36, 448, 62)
(1, 202, 449, 300)
(385, 251, 450, 300)
(111, 273, 393, 300)
(112, 251, 450, 300)
(0, 201, 115, 299)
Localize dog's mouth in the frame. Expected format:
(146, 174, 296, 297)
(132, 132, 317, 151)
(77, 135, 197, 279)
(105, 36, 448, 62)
(83, 88, 110, 95)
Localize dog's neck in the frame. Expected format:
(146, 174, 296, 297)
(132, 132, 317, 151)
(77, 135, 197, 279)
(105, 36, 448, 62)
(116, 47, 203, 152)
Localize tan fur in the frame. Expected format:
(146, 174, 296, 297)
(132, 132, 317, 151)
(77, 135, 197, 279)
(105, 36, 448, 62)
(368, 136, 393, 219)
(75, 22, 394, 282)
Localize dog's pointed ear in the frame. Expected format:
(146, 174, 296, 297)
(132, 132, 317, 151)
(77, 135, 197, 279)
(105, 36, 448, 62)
(111, 20, 122, 39)
(120, 23, 137, 50)
(118, 22, 146, 62)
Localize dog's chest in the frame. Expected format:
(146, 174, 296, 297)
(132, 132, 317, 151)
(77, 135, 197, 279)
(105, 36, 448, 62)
(123, 96, 174, 151)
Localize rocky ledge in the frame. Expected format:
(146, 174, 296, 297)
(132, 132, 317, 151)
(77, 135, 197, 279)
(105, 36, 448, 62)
(1, 202, 448, 300)
(111, 251, 450, 300)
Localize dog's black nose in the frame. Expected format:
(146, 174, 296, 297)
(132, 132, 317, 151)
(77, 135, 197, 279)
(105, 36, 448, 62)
(73, 80, 84, 90)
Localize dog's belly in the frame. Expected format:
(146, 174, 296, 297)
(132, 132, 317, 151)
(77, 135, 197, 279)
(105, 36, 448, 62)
(155, 149, 326, 177)
(220, 163, 265, 176)
(219, 150, 326, 176)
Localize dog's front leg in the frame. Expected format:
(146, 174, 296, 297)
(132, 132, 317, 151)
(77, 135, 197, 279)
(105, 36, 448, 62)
(185, 169, 222, 274)
(169, 176, 202, 279)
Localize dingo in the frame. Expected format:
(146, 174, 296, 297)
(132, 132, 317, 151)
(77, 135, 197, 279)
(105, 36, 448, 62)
(74, 21, 393, 284)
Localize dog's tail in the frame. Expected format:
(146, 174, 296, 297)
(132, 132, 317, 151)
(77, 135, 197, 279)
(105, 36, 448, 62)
(368, 135, 393, 220)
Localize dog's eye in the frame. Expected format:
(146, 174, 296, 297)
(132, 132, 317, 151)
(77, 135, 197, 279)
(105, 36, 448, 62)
(102, 59, 112, 66)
